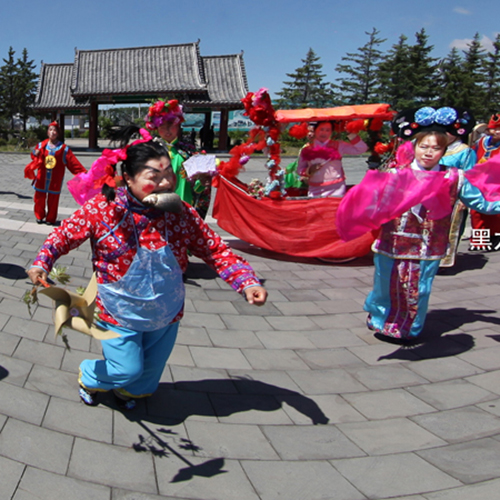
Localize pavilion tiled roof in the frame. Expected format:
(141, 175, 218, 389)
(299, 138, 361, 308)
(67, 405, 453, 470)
(71, 42, 208, 98)
(33, 63, 89, 111)
(33, 42, 248, 111)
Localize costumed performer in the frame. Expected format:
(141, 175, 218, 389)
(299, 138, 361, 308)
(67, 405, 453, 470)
(433, 107, 476, 268)
(470, 113, 500, 250)
(145, 99, 212, 218)
(24, 121, 87, 225)
(337, 107, 500, 342)
(297, 120, 368, 198)
(27, 134, 267, 410)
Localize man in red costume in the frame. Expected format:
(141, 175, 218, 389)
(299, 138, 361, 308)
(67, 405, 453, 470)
(24, 121, 87, 225)
(470, 113, 500, 250)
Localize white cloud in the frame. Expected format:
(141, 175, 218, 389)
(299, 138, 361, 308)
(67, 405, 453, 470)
(453, 7, 471, 15)
(450, 34, 498, 52)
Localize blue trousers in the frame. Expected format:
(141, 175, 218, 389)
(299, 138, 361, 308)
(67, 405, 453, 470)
(79, 321, 179, 397)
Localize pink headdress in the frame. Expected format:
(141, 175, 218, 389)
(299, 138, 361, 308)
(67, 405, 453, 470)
(145, 99, 185, 130)
(68, 128, 153, 205)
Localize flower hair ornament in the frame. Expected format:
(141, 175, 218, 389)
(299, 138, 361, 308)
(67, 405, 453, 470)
(145, 99, 184, 130)
(67, 128, 153, 205)
(392, 106, 475, 139)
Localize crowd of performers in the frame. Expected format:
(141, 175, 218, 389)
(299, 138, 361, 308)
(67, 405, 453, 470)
(24, 98, 500, 409)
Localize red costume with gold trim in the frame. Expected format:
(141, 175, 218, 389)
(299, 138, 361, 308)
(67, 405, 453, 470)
(25, 138, 86, 223)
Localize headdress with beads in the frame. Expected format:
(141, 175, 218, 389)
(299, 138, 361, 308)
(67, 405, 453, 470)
(145, 99, 184, 130)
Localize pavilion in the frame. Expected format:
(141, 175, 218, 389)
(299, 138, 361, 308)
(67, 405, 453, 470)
(33, 41, 249, 150)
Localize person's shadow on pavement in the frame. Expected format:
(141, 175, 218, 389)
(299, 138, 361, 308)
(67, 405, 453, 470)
(0, 365, 9, 381)
(97, 377, 329, 483)
(377, 307, 500, 361)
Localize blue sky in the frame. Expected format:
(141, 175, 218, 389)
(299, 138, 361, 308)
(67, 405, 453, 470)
(0, 0, 498, 98)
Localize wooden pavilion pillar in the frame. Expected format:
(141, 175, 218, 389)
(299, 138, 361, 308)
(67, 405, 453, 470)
(88, 101, 99, 150)
(218, 108, 229, 152)
(58, 113, 65, 143)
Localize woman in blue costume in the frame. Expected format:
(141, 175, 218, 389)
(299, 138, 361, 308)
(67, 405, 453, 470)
(338, 107, 500, 343)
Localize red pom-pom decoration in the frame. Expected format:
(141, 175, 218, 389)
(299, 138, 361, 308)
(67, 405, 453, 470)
(345, 119, 365, 134)
(288, 122, 309, 140)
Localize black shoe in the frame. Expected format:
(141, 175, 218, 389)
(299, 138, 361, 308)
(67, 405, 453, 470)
(113, 390, 136, 411)
(36, 219, 44, 224)
(79, 385, 99, 406)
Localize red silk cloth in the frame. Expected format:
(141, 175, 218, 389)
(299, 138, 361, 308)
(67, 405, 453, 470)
(213, 176, 375, 260)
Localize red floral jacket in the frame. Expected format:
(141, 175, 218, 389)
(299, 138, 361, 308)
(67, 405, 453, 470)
(32, 188, 261, 325)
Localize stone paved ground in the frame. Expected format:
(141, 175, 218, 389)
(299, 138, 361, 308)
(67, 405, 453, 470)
(1, 150, 500, 499)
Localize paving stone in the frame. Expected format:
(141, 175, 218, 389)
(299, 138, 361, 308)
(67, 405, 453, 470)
(147, 386, 217, 424)
(477, 398, 500, 417)
(331, 453, 460, 499)
(13, 466, 110, 500)
(338, 417, 447, 455)
(280, 394, 366, 425)
(424, 477, 500, 499)
(112, 489, 191, 500)
(345, 364, 429, 390)
(0, 381, 49, 425)
(169, 366, 236, 393)
(155, 457, 260, 500)
(231, 300, 283, 316)
(417, 437, 500, 484)
(176, 326, 212, 347)
(242, 348, 310, 370)
(0, 352, 32, 387)
(263, 424, 365, 460)
(189, 346, 252, 370)
(465, 370, 500, 395)
(184, 420, 279, 459)
(242, 460, 363, 500)
(406, 356, 484, 382)
(0, 330, 21, 355)
(407, 379, 497, 410)
(347, 343, 421, 365)
(221, 314, 273, 331)
(207, 328, 264, 349)
(0, 418, 73, 474)
(0, 455, 25, 500)
(179, 312, 226, 330)
(166, 344, 195, 367)
(60, 348, 102, 373)
(13, 337, 65, 369)
(310, 312, 367, 329)
(287, 368, 369, 395)
(318, 287, 367, 301)
(457, 346, 500, 370)
(297, 347, 366, 369)
(191, 299, 239, 315)
(26, 364, 79, 401)
(43, 397, 112, 443)
(228, 369, 304, 395)
(280, 289, 330, 301)
(343, 388, 436, 420)
(254, 331, 316, 350)
(3, 316, 48, 341)
(210, 393, 293, 424)
(303, 329, 367, 348)
(68, 437, 157, 494)
(412, 406, 500, 443)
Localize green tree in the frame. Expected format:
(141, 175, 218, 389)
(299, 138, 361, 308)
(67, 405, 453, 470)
(276, 48, 334, 109)
(16, 48, 38, 131)
(408, 28, 439, 105)
(0, 47, 18, 129)
(437, 47, 468, 108)
(460, 32, 488, 118)
(377, 35, 414, 109)
(484, 33, 500, 116)
(334, 28, 386, 104)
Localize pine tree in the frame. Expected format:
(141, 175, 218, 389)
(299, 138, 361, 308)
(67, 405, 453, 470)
(0, 47, 18, 129)
(437, 48, 468, 108)
(460, 32, 488, 118)
(334, 28, 386, 104)
(408, 28, 439, 105)
(276, 49, 334, 109)
(484, 33, 500, 116)
(377, 35, 414, 109)
(16, 48, 38, 131)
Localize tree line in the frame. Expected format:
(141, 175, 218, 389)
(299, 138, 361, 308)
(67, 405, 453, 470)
(276, 28, 500, 121)
(0, 46, 38, 131)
